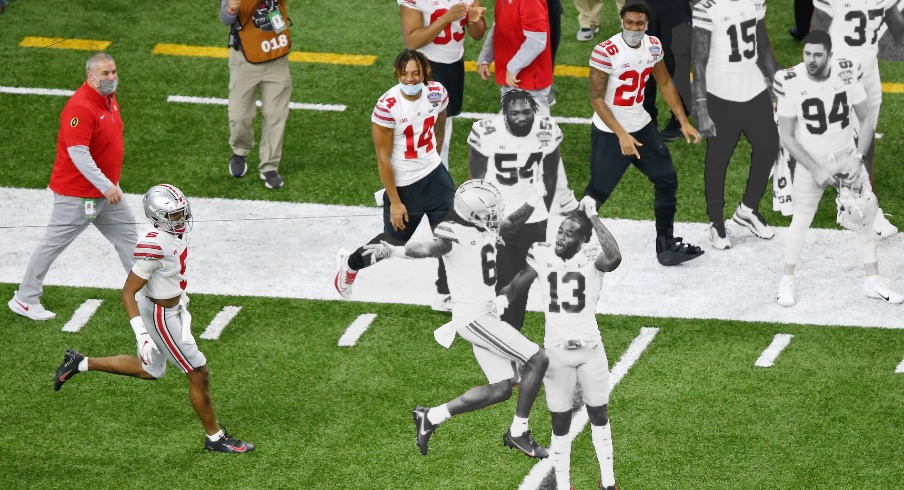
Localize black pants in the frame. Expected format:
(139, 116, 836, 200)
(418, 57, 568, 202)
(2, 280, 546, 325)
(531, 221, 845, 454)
(794, 0, 814, 33)
(428, 58, 464, 117)
(547, 0, 563, 67)
(348, 164, 455, 293)
(703, 90, 779, 224)
(642, 0, 692, 124)
(585, 121, 679, 238)
(496, 220, 547, 331)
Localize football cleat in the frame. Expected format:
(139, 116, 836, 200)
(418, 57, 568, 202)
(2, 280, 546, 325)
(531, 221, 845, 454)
(8, 291, 56, 320)
(229, 154, 247, 178)
(873, 209, 898, 238)
(656, 237, 704, 266)
(709, 222, 731, 250)
(205, 425, 255, 453)
(432, 293, 452, 312)
(412, 406, 438, 456)
(54, 349, 84, 391)
(334, 249, 357, 298)
(777, 275, 797, 307)
(260, 170, 284, 189)
(503, 429, 549, 459)
(864, 276, 904, 304)
(732, 204, 775, 239)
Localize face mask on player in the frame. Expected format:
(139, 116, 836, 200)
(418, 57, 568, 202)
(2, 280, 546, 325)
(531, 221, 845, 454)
(621, 26, 645, 46)
(398, 82, 424, 96)
(90, 73, 118, 96)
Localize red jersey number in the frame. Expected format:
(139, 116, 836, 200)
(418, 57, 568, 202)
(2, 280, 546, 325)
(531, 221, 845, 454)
(613, 67, 654, 107)
(403, 116, 436, 159)
(600, 40, 619, 56)
(430, 9, 467, 45)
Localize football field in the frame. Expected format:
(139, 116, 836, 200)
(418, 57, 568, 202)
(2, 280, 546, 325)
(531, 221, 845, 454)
(2, 1, 904, 488)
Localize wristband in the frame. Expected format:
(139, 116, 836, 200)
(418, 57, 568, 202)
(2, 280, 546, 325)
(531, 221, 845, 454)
(391, 245, 409, 259)
(130, 316, 147, 337)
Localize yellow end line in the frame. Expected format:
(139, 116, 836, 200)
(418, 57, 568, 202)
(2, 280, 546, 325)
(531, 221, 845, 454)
(152, 43, 376, 66)
(20, 36, 111, 51)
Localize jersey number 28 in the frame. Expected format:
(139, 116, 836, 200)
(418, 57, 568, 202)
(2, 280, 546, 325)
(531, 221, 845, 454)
(613, 68, 654, 106)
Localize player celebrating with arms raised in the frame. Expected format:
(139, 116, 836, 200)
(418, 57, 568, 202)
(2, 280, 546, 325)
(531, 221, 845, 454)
(774, 31, 903, 306)
(497, 208, 622, 490)
(581, 2, 703, 267)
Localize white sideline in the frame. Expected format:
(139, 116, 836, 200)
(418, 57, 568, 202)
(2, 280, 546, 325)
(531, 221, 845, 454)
(754, 334, 794, 368)
(895, 356, 904, 374)
(338, 313, 377, 346)
(458, 111, 591, 125)
(61, 299, 103, 333)
(199, 306, 242, 340)
(166, 95, 346, 112)
(518, 327, 660, 490)
(0, 86, 75, 97)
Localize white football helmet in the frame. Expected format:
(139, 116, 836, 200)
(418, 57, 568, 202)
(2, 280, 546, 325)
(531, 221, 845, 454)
(143, 184, 192, 234)
(836, 183, 878, 231)
(454, 180, 505, 233)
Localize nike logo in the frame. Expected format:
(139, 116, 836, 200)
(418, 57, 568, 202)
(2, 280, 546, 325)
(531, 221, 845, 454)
(419, 421, 431, 437)
(100, 115, 105, 119)
(879, 293, 890, 301)
(15, 299, 29, 311)
(59, 372, 69, 381)
(225, 443, 246, 451)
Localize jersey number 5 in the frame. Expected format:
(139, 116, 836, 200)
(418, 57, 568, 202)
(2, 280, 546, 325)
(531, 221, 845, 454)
(404, 116, 436, 159)
(613, 67, 654, 106)
(548, 271, 586, 313)
(801, 93, 850, 135)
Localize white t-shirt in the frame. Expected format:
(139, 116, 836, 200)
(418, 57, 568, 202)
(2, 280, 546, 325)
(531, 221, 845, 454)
(467, 114, 563, 223)
(372, 81, 449, 186)
(775, 58, 867, 153)
(813, 0, 894, 75)
(434, 219, 498, 320)
(526, 241, 604, 347)
(131, 226, 188, 300)
(398, 0, 472, 63)
(693, 0, 768, 101)
(589, 33, 665, 132)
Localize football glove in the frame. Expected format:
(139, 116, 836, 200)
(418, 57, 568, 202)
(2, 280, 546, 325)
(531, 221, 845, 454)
(491, 295, 510, 318)
(579, 195, 598, 218)
(137, 332, 161, 366)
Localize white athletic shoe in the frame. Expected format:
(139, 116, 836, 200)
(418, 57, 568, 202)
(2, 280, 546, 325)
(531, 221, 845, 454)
(709, 222, 732, 250)
(334, 249, 357, 299)
(873, 209, 898, 238)
(776, 275, 797, 307)
(432, 293, 452, 312)
(864, 276, 904, 304)
(8, 291, 56, 320)
(732, 203, 775, 239)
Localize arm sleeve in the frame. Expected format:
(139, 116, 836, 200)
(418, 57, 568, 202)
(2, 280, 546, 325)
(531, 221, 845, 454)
(131, 255, 163, 280)
(506, 30, 547, 76)
(478, 22, 496, 65)
(525, 243, 539, 269)
(589, 42, 615, 74)
(691, 2, 715, 31)
(220, 0, 238, 25)
(371, 99, 396, 129)
(773, 73, 797, 117)
(67, 146, 115, 194)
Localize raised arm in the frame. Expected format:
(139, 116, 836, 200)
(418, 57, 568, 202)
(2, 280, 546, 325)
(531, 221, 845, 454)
(589, 216, 622, 272)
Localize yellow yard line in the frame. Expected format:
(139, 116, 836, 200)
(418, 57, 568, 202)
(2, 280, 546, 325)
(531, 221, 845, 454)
(465, 60, 588, 78)
(152, 43, 375, 66)
(20, 36, 111, 51)
(882, 82, 904, 93)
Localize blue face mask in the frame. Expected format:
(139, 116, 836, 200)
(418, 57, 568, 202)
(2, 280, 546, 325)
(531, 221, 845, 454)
(398, 82, 424, 96)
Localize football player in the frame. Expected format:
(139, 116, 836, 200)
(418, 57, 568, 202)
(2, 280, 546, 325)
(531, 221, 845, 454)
(811, 0, 904, 237)
(335, 50, 456, 312)
(692, 0, 783, 250)
(497, 209, 622, 490)
(774, 31, 903, 306)
(467, 89, 562, 333)
(52, 184, 255, 452)
(399, 0, 486, 169)
(581, 2, 704, 267)
(365, 180, 551, 459)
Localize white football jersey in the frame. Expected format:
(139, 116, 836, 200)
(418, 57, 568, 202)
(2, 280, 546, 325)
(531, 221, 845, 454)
(372, 81, 449, 186)
(775, 59, 867, 153)
(398, 0, 472, 63)
(434, 219, 498, 320)
(814, 0, 894, 75)
(589, 32, 665, 133)
(692, 0, 768, 101)
(467, 115, 563, 223)
(132, 226, 188, 300)
(526, 241, 604, 347)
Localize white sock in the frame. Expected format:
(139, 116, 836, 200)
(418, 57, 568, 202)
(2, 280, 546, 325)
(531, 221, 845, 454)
(207, 429, 224, 441)
(78, 357, 89, 372)
(857, 227, 878, 264)
(427, 403, 451, 426)
(592, 423, 616, 487)
(550, 434, 571, 489)
(784, 211, 815, 266)
(509, 416, 529, 437)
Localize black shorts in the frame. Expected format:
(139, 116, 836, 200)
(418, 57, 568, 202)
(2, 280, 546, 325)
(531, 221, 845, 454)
(428, 58, 464, 117)
(586, 121, 676, 202)
(382, 164, 456, 241)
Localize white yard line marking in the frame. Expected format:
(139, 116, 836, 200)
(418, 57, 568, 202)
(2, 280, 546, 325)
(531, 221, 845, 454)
(754, 334, 794, 368)
(457, 111, 591, 125)
(61, 299, 103, 333)
(199, 306, 242, 340)
(518, 326, 660, 490)
(166, 95, 346, 112)
(338, 313, 378, 346)
(0, 86, 75, 97)
(895, 357, 904, 374)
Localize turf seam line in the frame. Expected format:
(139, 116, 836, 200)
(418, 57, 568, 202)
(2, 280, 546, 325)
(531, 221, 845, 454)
(338, 313, 378, 346)
(754, 333, 794, 368)
(61, 299, 103, 333)
(199, 306, 242, 340)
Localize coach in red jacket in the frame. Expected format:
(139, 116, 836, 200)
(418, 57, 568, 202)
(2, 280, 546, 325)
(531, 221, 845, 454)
(477, 0, 554, 107)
